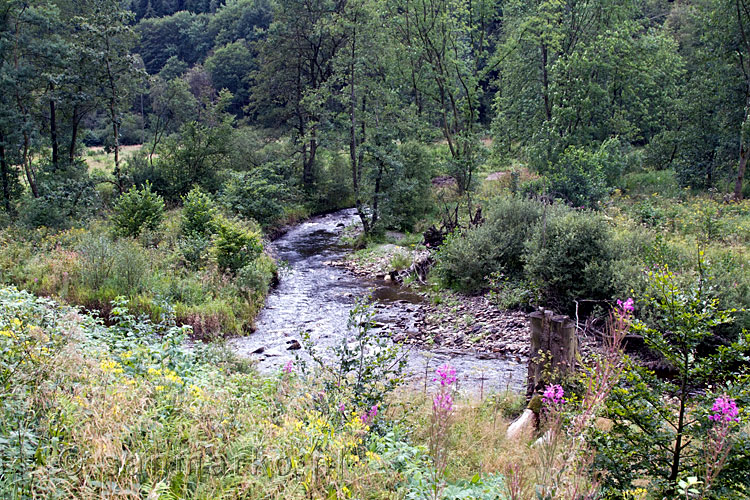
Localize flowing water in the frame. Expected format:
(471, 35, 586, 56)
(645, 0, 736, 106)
(230, 209, 526, 394)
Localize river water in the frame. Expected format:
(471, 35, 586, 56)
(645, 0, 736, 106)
(230, 209, 526, 394)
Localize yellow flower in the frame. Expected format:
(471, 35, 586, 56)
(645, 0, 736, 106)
(0, 329, 13, 338)
(100, 359, 124, 375)
(155, 385, 165, 391)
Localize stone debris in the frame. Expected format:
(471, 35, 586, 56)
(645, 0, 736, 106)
(506, 409, 537, 440)
(334, 244, 533, 358)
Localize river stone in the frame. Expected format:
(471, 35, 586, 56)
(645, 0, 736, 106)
(286, 339, 302, 350)
(506, 409, 537, 440)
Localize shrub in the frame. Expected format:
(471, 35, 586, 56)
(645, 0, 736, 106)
(524, 207, 615, 312)
(75, 232, 149, 297)
(181, 186, 217, 237)
(379, 141, 434, 231)
(221, 163, 291, 227)
(546, 139, 623, 208)
(111, 182, 165, 238)
(19, 162, 100, 229)
(213, 218, 263, 274)
(435, 196, 545, 292)
(594, 259, 749, 496)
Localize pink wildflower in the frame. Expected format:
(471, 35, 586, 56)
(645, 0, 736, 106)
(542, 384, 565, 406)
(433, 392, 454, 413)
(434, 363, 457, 387)
(616, 297, 634, 315)
(338, 403, 346, 413)
(709, 396, 740, 423)
(282, 360, 294, 374)
(360, 405, 378, 424)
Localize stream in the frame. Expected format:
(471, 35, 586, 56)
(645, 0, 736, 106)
(230, 209, 526, 394)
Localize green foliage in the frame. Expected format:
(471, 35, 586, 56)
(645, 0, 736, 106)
(546, 139, 624, 208)
(594, 256, 750, 496)
(213, 218, 263, 274)
(144, 116, 234, 202)
(524, 208, 615, 312)
(181, 186, 217, 237)
(221, 163, 292, 226)
(18, 162, 101, 229)
(435, 196, 544, 292)
(111, 182, 165, 238)
(204, 40, 255, 112)
(380, 141, 435, 231)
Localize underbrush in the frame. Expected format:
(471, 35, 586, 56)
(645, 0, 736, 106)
(0, 286, 529, 499)
(432, 192, 750, 331)
(0, 206, 275, 339)
(1, 287, 748, 499)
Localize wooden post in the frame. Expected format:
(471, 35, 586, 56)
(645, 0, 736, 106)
(527, 309, 577, 398)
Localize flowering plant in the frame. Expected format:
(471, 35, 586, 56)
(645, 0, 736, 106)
(429, 363, 456, 499)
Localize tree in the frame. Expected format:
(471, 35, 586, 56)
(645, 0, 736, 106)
(204, 40, 254, 114)
(388, 0, 499, 196)
(249, 0, 348, 188)
(136, 11, 211, 74)
(146, 75, 196, 164)
(75, 0, 145, 192)
(492, 0, 682, 176)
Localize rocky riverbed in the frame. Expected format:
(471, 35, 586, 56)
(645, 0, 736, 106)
(229, 209, 528, 394)
(332, 239, 532, 358)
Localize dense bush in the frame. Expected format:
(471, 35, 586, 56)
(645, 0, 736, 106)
(546, 139, 623, 208)
(221, 163, 291, 226)
(435, 196, 544, 292)
(18, 162, 101, 229)
(213, 218, 263, 274)
(524, 208, 616, 312)
(111, 182, 165, 238)
(181, 186, 217, 237)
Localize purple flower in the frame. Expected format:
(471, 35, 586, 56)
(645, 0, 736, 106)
(542, 384, 565, 406)
(709, 396, 740, 423)
(433, 392, 454, 413)
(434, 363, 457, 387)
(338, 403, 346, 413)
(282, 360, 294, 374)
(617, 298, 634, 315)
(360, 405, 378, 424)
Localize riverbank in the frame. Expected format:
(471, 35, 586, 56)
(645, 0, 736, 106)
(231, 209, 527, 393)
(332, 239, 532, 358)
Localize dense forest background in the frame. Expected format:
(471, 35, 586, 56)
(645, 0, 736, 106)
(2, 1, 750, 498)
(1, 0, 749, 232)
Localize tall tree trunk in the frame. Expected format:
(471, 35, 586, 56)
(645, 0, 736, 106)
(348, 26, 370, 234)
(303, 132, 317, 187)
(49, 83, 58, 170)
(737, 143, 747, 201)
(22, 131, 39, 198)
(0, 134, 11, 211)
(541, 42, 552, 121)
(70, 105, 80, 164)
(112, 112, 121, 191)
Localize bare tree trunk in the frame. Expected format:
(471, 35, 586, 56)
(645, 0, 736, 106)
(49, 83, 59, 170)
(70, 105, 80, 164)
(542, 42, 552, 121)
(22, 131, 39, 198)
(348, 26, 371, 234)
(736, 143, 747, 201)
(0, 135, 11, 211)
